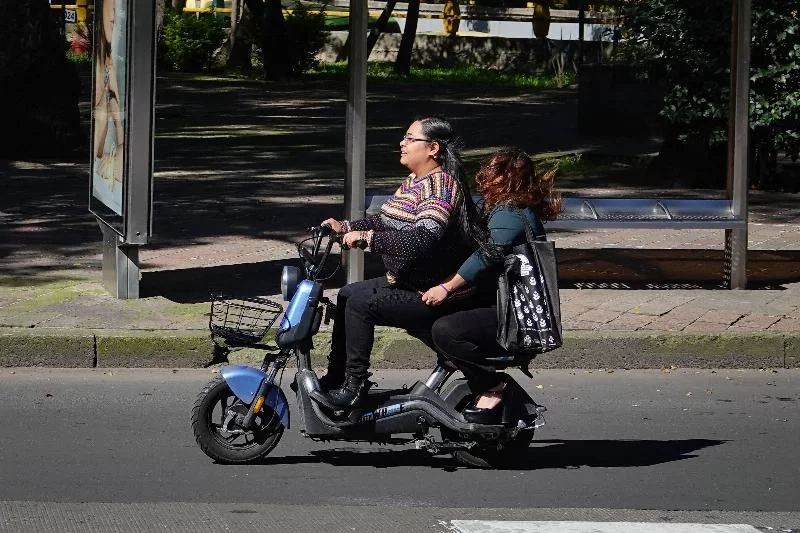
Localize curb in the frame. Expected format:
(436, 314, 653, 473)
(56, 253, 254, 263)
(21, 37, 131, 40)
(1, 327, 798, 369)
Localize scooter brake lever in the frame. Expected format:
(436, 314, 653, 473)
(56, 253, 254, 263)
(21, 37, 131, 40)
(323, 301, 336, 324)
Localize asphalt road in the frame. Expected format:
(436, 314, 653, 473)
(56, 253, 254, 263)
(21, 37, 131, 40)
(0, 368, 798, 532)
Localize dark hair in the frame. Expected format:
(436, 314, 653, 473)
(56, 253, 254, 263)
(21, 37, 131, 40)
(476, 148, 562, 221)
(416, 116, 488, 251)
(93, 0, 112, 66)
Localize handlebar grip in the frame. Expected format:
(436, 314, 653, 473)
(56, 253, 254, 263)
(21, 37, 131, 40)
(346, 239, 368, 250)
(310, 225, 335, 237)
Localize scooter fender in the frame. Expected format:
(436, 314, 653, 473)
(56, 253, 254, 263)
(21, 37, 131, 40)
(220, 365, 290, 428)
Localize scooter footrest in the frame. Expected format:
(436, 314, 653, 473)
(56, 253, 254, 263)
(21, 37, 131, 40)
(308, 389, 340, 411)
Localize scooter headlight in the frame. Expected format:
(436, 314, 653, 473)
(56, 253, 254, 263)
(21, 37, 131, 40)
(281, 266, 302, 301)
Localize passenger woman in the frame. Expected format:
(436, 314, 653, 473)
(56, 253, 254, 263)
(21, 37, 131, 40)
(421, 148, 562, 422)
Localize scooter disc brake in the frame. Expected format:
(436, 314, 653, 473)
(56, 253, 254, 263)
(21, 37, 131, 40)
(221, 403, 250, 435)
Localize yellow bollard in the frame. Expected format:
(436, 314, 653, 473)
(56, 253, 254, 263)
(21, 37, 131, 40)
(442, 0, 460, 36)
(532, 0, 551, 40)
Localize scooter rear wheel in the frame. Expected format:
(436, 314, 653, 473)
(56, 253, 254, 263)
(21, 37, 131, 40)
(446, 429, 535, 469)
(191, 376, 284, 464)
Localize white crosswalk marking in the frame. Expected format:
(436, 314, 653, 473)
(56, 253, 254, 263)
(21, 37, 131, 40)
(450, 522, 762, 533)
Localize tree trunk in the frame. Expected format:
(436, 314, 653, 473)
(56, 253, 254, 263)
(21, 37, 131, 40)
(155, 0, 165, 39)
(577, 0, 585, 72)
(0, 0, 81, 157)
(226, 0, 251, 70)
(171, 0, 186, 11)
(244, 0, 289, 80)
(263, 0, 289, 79)
(367, 0, 397, 56)
(395, 0, 419, 74)
(339, 0, 397, 62)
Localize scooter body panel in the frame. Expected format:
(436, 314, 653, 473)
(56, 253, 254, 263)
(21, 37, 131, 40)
(220, 365, 291, 428)
(276, 280, 322, 348)
(294, 374, 514, 438)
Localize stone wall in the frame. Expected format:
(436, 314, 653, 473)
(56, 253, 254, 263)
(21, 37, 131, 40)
(319, 30, 606, 72)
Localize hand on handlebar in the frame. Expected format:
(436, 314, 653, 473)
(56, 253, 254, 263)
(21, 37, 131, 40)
(342, 231, 369, 250)
(320, 218, 343, 234)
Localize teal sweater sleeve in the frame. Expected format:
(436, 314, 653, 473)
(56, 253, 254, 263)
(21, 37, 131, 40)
(456, 206, 544, 283)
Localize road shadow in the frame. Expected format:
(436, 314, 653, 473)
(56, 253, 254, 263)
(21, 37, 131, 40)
(248, 438, 724, 471)
(140, 259, 287, 301)
(139, 252, 387, 303)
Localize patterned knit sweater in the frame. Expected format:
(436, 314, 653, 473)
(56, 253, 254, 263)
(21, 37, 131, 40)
(344, 170, 472, 291)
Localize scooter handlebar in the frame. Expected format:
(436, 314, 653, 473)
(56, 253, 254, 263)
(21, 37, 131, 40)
(309, 225, 335, 237)
(309, 226, 366, 249)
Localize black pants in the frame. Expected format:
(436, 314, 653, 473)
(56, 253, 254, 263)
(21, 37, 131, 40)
(331, 277, 467, 379)
(431, 306, 505, 392)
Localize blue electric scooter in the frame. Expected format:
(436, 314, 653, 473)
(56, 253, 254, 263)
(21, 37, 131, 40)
(191, 226, 546, 468)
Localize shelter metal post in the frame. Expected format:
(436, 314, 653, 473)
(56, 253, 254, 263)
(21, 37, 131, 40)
(91, 0, 155, 299)
(724, 0, 751, 289)
(344, 1, 368, 284)
(100, 222, 140, 298)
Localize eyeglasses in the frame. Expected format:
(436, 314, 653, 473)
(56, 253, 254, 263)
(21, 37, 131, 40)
(401, 135, 432, 144)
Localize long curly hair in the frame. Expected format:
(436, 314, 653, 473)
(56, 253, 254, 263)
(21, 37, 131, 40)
(476, 148, 562, 221)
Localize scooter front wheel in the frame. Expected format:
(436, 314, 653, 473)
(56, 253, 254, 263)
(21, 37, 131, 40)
(191, 376, 284, 464)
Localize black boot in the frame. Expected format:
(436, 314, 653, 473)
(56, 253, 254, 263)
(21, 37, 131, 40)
(317, 354, 346, 391)
(327, 374, 369, 407)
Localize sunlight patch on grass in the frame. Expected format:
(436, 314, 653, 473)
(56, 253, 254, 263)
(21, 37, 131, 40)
(308, 61, 574, 88)
(165, 302, 211, 321)
(6, 286, 82, 311)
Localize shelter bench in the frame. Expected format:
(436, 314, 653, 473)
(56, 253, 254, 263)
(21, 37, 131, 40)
(364, 195, 748, 288)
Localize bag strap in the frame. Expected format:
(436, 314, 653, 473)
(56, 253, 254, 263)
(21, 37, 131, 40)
(511, 207, 547, 243)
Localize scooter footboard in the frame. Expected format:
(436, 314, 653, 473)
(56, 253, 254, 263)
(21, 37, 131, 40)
(439, 373, 542, 427)
(220, 365, 290, 428)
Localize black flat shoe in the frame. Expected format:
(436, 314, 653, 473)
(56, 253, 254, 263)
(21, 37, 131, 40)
(462, 403, 503, 424)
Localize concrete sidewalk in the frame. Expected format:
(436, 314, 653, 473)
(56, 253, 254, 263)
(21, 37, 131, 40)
(2, 74, 799, 369)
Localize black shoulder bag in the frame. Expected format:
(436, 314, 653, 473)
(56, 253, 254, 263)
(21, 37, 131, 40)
(496, 209, 563, 355)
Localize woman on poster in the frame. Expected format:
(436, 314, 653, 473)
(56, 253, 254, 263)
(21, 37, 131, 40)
(92, 0, 125, 210)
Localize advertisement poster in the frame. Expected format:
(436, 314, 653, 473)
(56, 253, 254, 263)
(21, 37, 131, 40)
(90, 0, 127, 216)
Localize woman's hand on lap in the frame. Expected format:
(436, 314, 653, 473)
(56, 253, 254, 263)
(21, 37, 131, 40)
(421, 285, 449, 306)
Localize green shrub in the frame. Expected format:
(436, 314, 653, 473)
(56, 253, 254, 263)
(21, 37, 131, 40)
(617, 0, 800, 187)
(284, 2, 328, 75)
(162, 12, 228, 72)
(65, 50, 92, 64)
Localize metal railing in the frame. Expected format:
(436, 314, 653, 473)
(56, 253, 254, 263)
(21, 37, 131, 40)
(364, 194, 747, 288)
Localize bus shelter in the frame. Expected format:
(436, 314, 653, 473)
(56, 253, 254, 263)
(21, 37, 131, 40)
(342, 0, 753, 290)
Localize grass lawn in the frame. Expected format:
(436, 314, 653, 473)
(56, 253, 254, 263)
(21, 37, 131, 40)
(308, 61, 575, 89)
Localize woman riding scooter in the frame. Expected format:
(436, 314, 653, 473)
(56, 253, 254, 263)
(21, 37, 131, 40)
(319, 117, 486, 408)
(421, 148, 562, 423)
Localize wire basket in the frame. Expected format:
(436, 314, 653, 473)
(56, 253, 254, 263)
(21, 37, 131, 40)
(209, 294, 283, 347)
